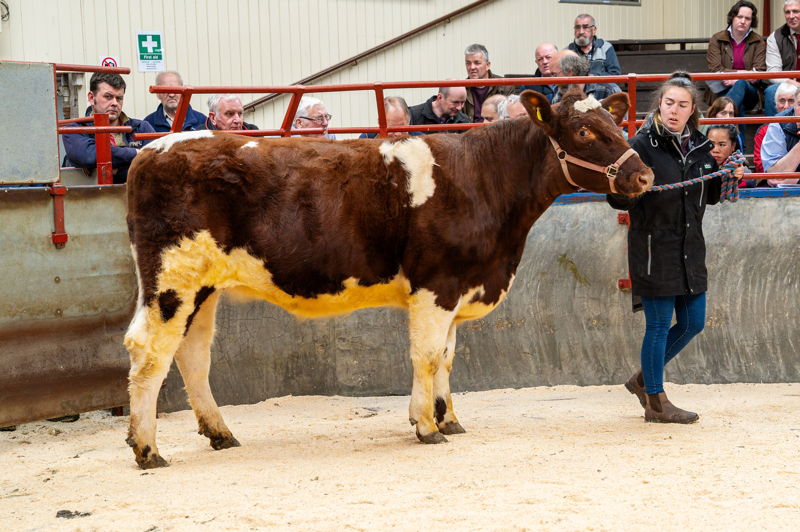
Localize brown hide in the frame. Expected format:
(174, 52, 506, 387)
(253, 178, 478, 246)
(127, 92, 651, 313)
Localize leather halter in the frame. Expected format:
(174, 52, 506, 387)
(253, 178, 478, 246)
(547, 136, 638, 194)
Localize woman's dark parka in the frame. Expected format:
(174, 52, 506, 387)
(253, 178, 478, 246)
(607, 117, 721, 297)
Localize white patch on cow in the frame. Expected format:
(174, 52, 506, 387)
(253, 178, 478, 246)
(142, 130, 214, 153)
(379, 138, 437, 207)
(125, 244, 148, 347)
(574, 95, 602, 113)
(240, 140, 259, 149)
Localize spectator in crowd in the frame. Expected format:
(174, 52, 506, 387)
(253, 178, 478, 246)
(705, 1, 765, 116)
(293, 96, 336, 139)
(551, 52, 621, 103)
(754, 82, 798, 172)
(700, 96, 745, 150)
(759, 92, 800, 186)
(144, 71, 207, 132)
(409, 85, 470, 132)
(518, 43, 559, 103)
(764, 0, 800, 115)
(206, 94, 258, 131)
(609, 72, 743, 424)
(501, 94, 527, 120)
(567, 14, 621, 77)
(707, 124, 755, 187)
(62, 72, 154, 184)
(463, 43, 515, 122)
(481, 94, 506, 123)
(359, 96, 415, 138)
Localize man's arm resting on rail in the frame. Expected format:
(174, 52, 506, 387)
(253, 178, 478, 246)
(761, 123, 800, 185)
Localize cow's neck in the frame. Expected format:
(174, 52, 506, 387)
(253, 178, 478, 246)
(462, 120, 574, 240)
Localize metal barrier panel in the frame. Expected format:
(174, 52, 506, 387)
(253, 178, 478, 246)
(0, 62, 59, 184)
(0, 186, 135, 426)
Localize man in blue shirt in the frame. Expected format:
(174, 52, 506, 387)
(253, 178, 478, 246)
(144, 71, 207, 132)
(760, 99, 800, 186)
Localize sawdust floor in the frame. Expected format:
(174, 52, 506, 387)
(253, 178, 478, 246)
(2, 383, 799, 531)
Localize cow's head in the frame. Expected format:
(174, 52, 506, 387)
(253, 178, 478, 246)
(519, 89, 653, 197)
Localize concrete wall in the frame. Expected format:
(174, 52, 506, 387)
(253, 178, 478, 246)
(157, 193, 800, 412)
(0, 0, 751, 135)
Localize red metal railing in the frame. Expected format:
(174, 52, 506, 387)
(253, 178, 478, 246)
(57, 66, 800, 184)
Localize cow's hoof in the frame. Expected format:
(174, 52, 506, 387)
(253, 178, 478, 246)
(416, 429, 448, 444)
(137, 453, 169, 469)
(439, 421, 466, 435)
(210, 435, 241, 450)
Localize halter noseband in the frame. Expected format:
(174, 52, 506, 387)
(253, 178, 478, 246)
(547, 136, 638, 194)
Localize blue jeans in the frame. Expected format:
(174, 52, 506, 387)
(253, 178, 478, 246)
(719, 79, 759, 114)
(764, 83, 779, 116)
(640, 293, 706, 395)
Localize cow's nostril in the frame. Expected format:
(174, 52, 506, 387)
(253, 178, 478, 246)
(639, 172, 654, 188)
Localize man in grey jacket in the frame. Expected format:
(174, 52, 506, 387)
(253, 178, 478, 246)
(566, 13, 621, 77)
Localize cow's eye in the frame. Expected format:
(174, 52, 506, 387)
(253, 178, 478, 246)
(579, 128, 589, 137)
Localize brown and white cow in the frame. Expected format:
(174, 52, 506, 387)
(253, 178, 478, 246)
(123, 90, 652, 468)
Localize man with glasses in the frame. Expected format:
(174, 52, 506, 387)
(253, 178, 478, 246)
(293, 96, 335, 139)
(206, 94, 258, 131)
(566, 14, 621, 77)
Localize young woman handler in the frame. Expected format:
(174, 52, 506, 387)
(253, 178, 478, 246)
(607, 72, 744, 424)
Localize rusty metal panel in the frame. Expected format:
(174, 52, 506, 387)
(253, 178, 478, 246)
(0, 185, 135, 427)
(0, 62, 59, 184)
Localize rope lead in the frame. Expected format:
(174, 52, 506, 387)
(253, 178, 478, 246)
(648, 150, 745, 203)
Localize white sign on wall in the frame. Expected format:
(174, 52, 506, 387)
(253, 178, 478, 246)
(136, 31, 165, 73)
(99, 56, 120, 68)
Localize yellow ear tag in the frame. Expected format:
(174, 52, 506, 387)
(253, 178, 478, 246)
(608, 105, 614, 113)
(536, 108, 542, 121)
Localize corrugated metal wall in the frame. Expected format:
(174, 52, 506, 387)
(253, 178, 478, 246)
(0, 0, 759, 133)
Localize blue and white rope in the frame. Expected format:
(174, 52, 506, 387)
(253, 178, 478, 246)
(649, 150, 745, 203)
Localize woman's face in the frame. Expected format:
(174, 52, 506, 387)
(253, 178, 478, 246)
(732, 6, 754, 34)
(708, 128, 735, 164)
(659, 87, 695, 132)
(715, 103, 735, 119)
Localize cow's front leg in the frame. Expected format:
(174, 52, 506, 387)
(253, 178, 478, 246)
(124, 300, 186, 469)
(408, 290, 455, 444)
(433, 321, 466, 435)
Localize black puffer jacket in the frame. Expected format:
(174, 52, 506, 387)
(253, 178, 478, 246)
(607, 117, 721, 297)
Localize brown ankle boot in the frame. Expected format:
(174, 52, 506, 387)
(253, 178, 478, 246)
(624, 370, 646, 408)
(644, 392, 699, 424)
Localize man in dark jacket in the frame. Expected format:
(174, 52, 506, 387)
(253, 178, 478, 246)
(143, 71, 207, 132)
(205, 94, 258, 131)
(518, 42, 559, 103)
(463, 43, 515, 122)
(764, 0, 800, 115)
(409, 86, 470, 133)
(62, 72, 154, 184)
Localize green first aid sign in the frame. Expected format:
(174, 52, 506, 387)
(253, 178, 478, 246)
(138, 33, 163, 61)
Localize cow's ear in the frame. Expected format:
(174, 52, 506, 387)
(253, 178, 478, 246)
(601, 92, 630, 125)
(520, 90, 557, 136)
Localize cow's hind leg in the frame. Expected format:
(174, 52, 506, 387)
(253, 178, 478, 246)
(408, 290, 455, 444)
(433, 322, 466, 435)
(124, 291, 189, 469)
(173, 288, 240, 451)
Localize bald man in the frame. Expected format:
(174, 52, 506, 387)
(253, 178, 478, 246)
(518, 43, 560, 102)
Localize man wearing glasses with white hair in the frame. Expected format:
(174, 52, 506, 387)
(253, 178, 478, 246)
(566, 13, 621, 77)
(293, 96, 336, 139)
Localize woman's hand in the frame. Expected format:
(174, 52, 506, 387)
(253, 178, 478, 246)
(733, 164, 745, 179)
